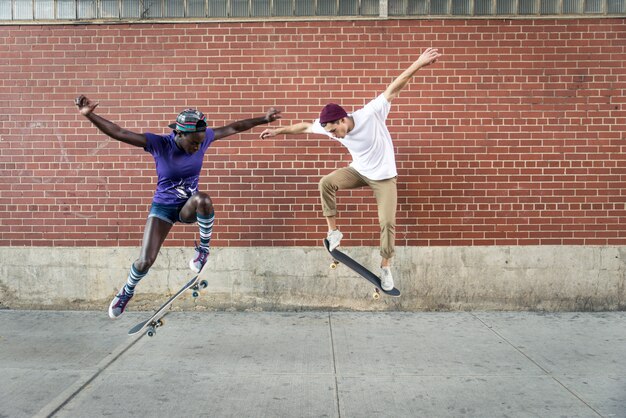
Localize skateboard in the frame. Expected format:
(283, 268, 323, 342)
(323, 238, 401, 299)
(128, 275, 208, 337)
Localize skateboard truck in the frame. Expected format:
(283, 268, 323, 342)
(146, 319, 164, 337)
(191, 280, 207, 298)
(128, 277, 208, 338)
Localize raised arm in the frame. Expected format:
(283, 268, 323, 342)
(213, 107, 282, 141)
(74, 95, 147, 148)
(383, 47, 442, 102)
(259, 122, 314, 139)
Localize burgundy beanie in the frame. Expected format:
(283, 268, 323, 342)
(319, 103, 348, 124)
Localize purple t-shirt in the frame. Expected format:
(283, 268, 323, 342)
(144, 130, 215, 206)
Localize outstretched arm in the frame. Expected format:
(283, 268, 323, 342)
(74, 95, 147, 148)
(259, 122, 314, 139)
(383, 47, 442, 102)
(213, 107, 282, 141)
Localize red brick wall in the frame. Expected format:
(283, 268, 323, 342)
(1, 19, 625, 247)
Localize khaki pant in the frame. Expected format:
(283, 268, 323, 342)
(319, 166, 397, 259)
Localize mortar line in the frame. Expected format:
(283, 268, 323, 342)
(470, 313, 604, 418)
(328, 312, 342, 418)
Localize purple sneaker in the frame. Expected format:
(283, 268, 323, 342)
(189, 244, 210, 273)
(108, 286, 134, 319)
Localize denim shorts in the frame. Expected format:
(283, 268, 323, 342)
(148, 203, 196, 225)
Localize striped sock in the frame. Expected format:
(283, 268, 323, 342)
(123, 265, 148, 296)
(197, 212, 214, 252)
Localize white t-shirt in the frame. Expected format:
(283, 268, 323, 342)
(312, 94, 397, 181)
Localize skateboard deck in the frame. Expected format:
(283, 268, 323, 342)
(128, 275, 207, 337)
(324, 238, 401, 299)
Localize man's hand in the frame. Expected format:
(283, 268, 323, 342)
(415, 47, 441, 69)
(74, 95, 98, 116)
(265, 107, 282, 124)
(260, 108, 282, 138)
(383, 47, 442, 102)
(260, 128, 278, 139)
(260, 122, 313, 139)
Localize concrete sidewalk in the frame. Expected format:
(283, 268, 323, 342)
(1, 310, 624, 418)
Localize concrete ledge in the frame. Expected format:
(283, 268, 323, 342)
(1, 246, 624, 311)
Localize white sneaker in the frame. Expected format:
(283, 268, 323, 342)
(108, 285, 134, 319)
(380, 267, 394, 291)
(189, 244, 210, 274)
(327, 229, 343, 251)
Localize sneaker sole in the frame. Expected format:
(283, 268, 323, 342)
(189, 260, 202, 273)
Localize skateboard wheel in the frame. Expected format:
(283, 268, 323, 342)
(147, 326, 156, 337)
(373, 292, 380, 300)
(192, 290, 199, 298)
(156, 319, 164, 328)
(200, 280, 208, 289)
(330, 261, 338, 270)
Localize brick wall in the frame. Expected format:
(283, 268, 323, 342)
(0, 19, 624, 248)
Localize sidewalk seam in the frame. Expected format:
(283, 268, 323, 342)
(329, 313, 342, 418)
(33, 334, 145, 418)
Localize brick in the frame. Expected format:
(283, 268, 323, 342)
(1, 19, 625, 247)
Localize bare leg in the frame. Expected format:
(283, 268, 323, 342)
(179, 192, 214, 222)
(109, 216, 173, 318)
(134, 216, 173, 272)
(325, 216, 337, 231)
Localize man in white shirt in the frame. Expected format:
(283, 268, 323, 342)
(260, 48, 441, 291)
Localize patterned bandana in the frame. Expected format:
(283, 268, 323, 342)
(168, 109, 207, 132)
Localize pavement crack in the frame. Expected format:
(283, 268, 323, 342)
(471, 313, 604, 418)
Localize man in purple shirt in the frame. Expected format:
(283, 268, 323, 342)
(75, 95, 281, 319)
